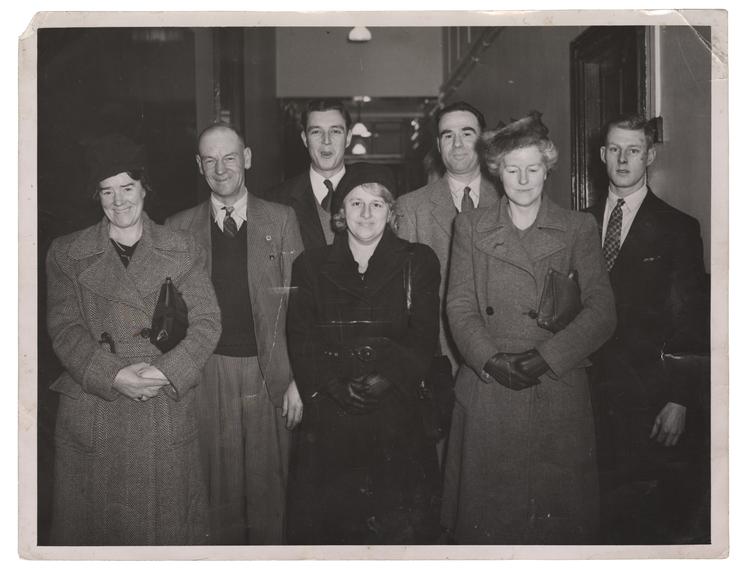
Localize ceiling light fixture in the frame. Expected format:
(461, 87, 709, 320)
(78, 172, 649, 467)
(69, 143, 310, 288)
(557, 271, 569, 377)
(348, 27, 372, 43)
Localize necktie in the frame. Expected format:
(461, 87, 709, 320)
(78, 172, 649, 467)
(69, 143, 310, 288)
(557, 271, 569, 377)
(602, 198, 625, 271)
(223, 206, 238, 238)
(460, 186, 474, 212)
(321, 179, 334, 212)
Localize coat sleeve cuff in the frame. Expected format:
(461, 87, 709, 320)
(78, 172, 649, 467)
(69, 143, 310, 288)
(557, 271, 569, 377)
(82, 350, 126, 401)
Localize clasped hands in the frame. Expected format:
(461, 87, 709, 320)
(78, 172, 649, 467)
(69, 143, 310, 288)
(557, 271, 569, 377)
(483, 349, 549, 391)
(113, 362, 170, 402)
(325, 373, 392, 413)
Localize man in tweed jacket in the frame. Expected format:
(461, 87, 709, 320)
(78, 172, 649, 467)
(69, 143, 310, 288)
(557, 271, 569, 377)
(396, 101, 499, 372)
(168, 123, 304, 544)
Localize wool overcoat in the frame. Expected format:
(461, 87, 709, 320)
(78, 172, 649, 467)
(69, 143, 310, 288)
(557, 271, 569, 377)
(46, 214, 221, 545)
(396, 175, 499, 370)
(442, 196, 617, 544)
(285, 229, 442, 544)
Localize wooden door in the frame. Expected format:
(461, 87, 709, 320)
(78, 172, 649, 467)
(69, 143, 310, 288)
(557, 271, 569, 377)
(570, 27, 648, 209)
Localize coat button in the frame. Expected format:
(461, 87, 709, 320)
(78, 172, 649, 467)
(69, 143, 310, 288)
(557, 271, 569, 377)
(486, 306, 494, 316)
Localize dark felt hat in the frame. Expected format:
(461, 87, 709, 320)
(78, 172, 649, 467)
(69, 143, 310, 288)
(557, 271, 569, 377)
(86, 134, 146, 195)
(330, 163, 397, 215)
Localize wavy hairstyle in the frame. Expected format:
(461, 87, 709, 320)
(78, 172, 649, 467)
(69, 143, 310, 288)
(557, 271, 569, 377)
(479, 111, 558, 178)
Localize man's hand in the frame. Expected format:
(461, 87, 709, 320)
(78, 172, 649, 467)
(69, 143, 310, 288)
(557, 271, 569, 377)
(282, 380, 304, 430)
(650, 401, 687, 447)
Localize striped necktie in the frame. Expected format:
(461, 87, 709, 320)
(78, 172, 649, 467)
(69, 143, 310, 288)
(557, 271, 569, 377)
(223, 206, 238, 238)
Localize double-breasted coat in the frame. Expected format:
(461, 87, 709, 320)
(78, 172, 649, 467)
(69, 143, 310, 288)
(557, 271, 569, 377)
(285, 229, 442, 544)
(442, 196, 617, 544)
(46, 214, 221, 545)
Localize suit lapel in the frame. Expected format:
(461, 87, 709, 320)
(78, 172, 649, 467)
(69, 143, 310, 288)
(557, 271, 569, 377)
(614, 190, 659, 271)
(245, 193, 276, 293)
(291, 173, 326, 248)
(429, 178, 458, 238)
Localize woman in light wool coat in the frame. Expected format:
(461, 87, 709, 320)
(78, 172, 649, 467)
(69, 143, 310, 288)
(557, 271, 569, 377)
(46, 135, 221, 545)
(442, 114, 616, 544)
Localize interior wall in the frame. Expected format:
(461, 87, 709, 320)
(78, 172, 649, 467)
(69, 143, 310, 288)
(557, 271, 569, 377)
(649, 26, 712, 271)
(243, 28, 283, 193)
(276, 27, 442, 98)
(443, 26, 586, 209)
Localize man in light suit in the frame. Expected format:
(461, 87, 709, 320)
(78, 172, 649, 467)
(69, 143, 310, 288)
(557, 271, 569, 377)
(167, 123, 304, 545)
(587, 114, 709, 543)
(269, 99, 352, 250)
(396, 101, 499, 371)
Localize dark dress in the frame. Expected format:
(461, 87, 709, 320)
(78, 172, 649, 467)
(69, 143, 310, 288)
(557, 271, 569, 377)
(285, 228, 442, 544)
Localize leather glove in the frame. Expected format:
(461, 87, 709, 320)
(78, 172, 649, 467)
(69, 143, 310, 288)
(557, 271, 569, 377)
(325, 377, 378, 413)
(483, 352, 541, 391)
(352, 373, 393, 400)
(513, 349, 550, 379)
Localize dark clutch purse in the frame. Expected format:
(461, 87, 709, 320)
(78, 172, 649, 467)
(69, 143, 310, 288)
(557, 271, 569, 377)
(405, 249, 455, 441)
(534, 268, 582, 333)
(150, 276, 188, 353)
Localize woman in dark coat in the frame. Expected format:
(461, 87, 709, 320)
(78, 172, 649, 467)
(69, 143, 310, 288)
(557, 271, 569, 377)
(46, 135, 221, 545)
(285, 164, 442, 544)
(441, 114, 617, 544)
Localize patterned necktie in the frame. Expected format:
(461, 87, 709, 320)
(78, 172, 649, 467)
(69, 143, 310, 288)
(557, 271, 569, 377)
(321, 179, 334, 212)
(222, 206, 238, 238)
(460, 186, 474, 212)
(602, 198, 625, 271)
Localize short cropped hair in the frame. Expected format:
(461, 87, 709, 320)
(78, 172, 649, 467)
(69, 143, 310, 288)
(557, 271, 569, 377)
(301, 99, 352, 131)
(434, 101, 487, 134)
(601, 113, 656, 150)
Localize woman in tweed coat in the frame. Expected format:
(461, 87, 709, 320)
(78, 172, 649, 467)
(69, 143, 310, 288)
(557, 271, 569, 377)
(46, 135, 221, 545)
(441, 114, 616, 544)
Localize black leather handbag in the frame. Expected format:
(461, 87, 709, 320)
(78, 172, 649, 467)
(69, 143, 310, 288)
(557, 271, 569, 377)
(405, 250, 455, 441)
(534, 268, 582, 333)
(150, 277, 188, 353)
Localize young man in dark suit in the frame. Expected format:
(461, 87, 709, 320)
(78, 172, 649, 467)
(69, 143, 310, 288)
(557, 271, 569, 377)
(587, 114, 709, 543)
(270, 99, 352, 250)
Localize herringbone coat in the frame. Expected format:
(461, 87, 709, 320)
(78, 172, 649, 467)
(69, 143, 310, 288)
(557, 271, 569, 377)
(442, 196, 616, 544)
(46, 213, 221, 545)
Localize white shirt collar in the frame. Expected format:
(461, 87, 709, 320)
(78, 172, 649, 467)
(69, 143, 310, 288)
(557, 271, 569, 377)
(211, 187, 248, 231)
(309, 166, 346, 205)
(606, 182, 648, 214)
(447, 173, 482, 210)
